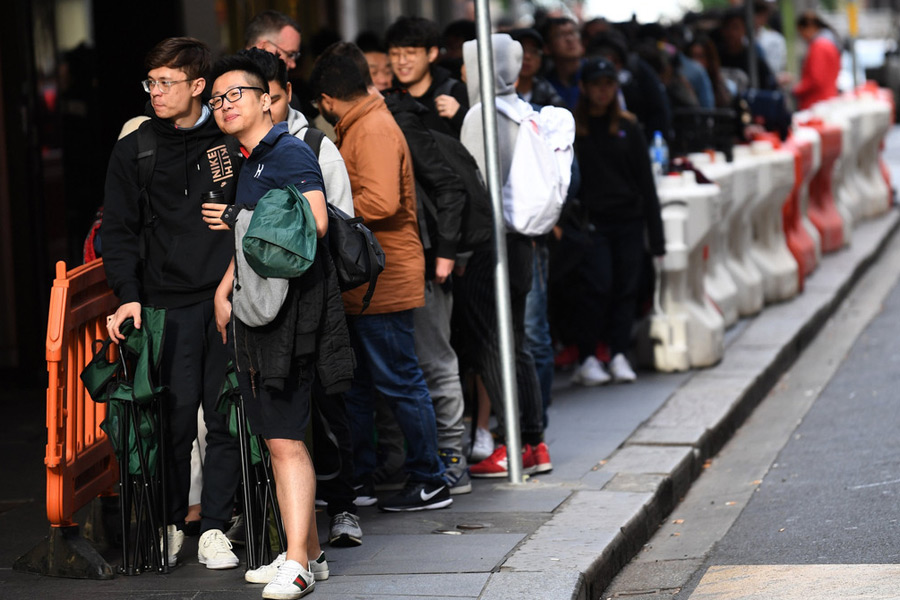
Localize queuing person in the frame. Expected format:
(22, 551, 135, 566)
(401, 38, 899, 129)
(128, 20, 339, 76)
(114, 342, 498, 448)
(207, 52, 354, 598)
(567, 57, 665, 386)
(714, 7, 777, 92)
(540, 17, 585, 109)
(355, 31, 394, 92)
(510, 28, 566, 108)
(458, 34, 552, 478)
(244, 10, 303, 71)
(309, 42, 452, 512)
(385, 16, 469, 137)
(754, 0, 787, 78)
(686, 34, 734, 109)
(510, 27, 568, 427)
(793, 11, 841, 110)
(102, 37, 242, 571)
(239, 47, 362, 548)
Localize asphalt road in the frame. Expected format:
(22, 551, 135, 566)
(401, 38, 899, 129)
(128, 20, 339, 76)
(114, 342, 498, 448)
(604, 219, 900, 600)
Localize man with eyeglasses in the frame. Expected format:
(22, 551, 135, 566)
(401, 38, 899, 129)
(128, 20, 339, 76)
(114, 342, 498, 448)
(101, 37, 243, 571)
(205, 52, 351, 600)
(244, 9, 302, 71)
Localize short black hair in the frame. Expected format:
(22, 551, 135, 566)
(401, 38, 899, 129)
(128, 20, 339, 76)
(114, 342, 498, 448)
(309, 42, 370, 101)
(238, 47, 287, 90)
(355, 30, 386, 54)
(244, 9, 301, 48)
(384, 16, 441, 49)
(209, 53, 270, 94)
(443, 19, 476, 44)
(539, 17, 577, 46)
(145, 37, 211, 81)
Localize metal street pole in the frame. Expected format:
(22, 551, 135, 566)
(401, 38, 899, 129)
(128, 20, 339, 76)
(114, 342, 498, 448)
(848, 0, 860, 89)
(473, 0, 524, 484)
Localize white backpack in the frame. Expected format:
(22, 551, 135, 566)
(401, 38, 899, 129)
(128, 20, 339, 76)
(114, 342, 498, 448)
(495, 97, 575, 236)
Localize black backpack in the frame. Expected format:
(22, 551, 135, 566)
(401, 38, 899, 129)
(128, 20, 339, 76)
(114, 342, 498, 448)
(426, 130, 493, 251)
(302, 127, 386, 313)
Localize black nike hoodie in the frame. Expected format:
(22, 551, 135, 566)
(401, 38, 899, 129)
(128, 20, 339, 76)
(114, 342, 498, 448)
(101, 103, 241, 308)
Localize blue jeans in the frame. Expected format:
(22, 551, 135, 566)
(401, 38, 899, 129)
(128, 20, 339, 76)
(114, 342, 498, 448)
(344, 310, 445, 486)
(524, 241, 554, 425)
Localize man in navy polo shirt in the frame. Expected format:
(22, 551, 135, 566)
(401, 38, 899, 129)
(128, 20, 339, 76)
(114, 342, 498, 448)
(205, 53, 329, 600)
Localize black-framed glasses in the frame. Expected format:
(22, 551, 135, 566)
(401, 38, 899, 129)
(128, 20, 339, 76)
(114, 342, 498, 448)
(142, 78, 193, 93)
(208, 86, 265, 110)
(265, 39, 301, 62)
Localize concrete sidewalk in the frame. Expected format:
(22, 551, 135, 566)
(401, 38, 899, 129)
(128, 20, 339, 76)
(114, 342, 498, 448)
(2, 133, 899, 600)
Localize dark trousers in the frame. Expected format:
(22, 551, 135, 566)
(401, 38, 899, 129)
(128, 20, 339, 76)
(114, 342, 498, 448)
(312, 387, 358, 518)
(574, 219, 645, 360)
(160, 300, 240, 533)
(455, 235, 544, 446)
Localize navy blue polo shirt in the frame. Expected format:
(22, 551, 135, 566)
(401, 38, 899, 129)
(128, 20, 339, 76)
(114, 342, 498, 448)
(237, 121, 324, 206)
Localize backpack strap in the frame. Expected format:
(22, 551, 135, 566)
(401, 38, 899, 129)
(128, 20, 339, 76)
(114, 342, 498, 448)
(303, 127, 326, 160)
(357, 222, 380, 313)
(433, 78, 456, 99)
(136, 120, 158, 260)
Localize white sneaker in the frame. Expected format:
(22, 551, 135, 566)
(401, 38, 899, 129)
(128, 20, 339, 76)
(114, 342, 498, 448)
(245, 552, 286, 584)
(245, 551, 327, 583)
(160, 524, 184, 567)
(609, 353, 636, 383)
(571, 355, 611, 386)
(197, 529, 240, 570)
(470, 427, 494, 463)
(262, 559, 315, 599)
(309, 550, 329, 581)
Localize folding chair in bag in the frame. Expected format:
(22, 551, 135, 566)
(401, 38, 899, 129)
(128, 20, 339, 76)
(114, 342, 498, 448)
(217, 365, 286, 570)
(81, 307, 170, 575)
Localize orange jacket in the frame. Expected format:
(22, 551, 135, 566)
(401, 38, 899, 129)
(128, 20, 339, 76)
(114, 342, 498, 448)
(335, 93, 425, 315)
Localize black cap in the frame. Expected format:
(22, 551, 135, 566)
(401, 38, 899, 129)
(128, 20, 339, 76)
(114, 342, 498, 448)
(580, 57, 617, 83)
(509, 28, 544, 47)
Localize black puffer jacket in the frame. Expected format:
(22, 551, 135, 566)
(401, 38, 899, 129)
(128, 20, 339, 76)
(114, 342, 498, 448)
(234, 242, 355, 395)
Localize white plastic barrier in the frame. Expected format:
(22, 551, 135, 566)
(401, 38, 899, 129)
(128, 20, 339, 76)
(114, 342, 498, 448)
(791, 125, 824, 263)
(689, 152, 740, 328)
(725, 146, 765, 316)
(746, 140, 799, 303)
(854, 93, 892, 217)
(811, 91, 894, 234)
(651, 171, 725, 372)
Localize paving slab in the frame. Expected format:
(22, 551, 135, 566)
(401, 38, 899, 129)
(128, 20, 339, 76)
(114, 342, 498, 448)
(480, 570, 587, 600)
(327, 533, 526, 575)
(310, 573, 489, 598)
(503, 491, 651, 573)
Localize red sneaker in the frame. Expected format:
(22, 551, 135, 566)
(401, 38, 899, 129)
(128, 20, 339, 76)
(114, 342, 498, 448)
(530, 442, 553, 474)
(471, 445, 538, 478)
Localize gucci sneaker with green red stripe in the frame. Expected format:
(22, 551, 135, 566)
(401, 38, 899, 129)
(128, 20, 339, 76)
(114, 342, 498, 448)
(262, 559, 315, 599)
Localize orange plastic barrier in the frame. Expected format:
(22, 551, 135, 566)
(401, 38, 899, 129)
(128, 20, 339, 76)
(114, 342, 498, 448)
(782, 134, 819, 291)
(859, 82, 896, 206)
(45, 259, 119, 527)
(801, 118, 845, 252)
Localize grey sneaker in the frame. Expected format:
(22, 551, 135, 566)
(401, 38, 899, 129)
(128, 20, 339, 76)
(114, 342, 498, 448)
(439, 449, 472, 495)
(224, 513, 245, 546)
(160, 524, 184, 567)
(197, 529, 239, 570)
(329, 511, 362, 547)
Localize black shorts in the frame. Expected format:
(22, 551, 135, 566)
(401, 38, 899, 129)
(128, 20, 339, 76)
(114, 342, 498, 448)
(241, 358, 314, 441)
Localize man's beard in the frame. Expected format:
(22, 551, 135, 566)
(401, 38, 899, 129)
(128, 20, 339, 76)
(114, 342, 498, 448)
(319, 106, 339, 126)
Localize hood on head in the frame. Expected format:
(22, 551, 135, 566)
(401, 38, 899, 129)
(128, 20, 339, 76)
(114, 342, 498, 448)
(463, 34, 522, 107)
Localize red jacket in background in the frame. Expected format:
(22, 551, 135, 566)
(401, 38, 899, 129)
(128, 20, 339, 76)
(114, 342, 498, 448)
(794, 34, 841, 110)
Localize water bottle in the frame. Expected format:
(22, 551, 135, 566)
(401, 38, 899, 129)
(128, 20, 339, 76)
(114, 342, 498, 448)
(649, 130, 669, 183)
